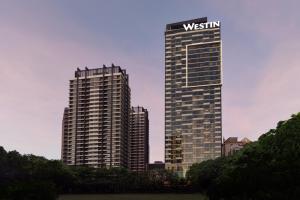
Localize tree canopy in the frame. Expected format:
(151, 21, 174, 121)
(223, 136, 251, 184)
(0, 147, 187, 199)
(187, 112, 300, 200)
(1, 112, 300, 199)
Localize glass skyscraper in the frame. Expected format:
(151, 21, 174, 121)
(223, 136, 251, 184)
(165, 17, 222, 176)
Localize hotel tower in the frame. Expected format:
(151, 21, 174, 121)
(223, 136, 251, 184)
(165, 17, 222, 176)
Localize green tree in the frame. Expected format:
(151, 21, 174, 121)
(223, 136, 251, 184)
(187, 113, 300, 200)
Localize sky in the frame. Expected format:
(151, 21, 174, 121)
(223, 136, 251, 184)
(0, 0, 299, 162)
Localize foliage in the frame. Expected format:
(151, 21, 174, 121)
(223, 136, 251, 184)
(187, 112, 300, 200)
(0, 147, 186, 199)
(2, 113, 300, 199)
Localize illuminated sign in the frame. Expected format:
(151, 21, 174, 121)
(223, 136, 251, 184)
(183, 21, 220, 31)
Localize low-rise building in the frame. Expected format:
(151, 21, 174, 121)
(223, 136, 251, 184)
(148, 161, 165, 171)
(222, 137, 251, 157)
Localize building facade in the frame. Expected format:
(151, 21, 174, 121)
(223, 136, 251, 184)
(222, 137, 251, 157)
(165, 17, 222, 176)
(61, 65, 131, 168)
(61, 107, 69, 162)
(129, 106, 149, 172)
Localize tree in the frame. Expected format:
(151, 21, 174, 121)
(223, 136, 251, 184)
(187, 113, 300, 200)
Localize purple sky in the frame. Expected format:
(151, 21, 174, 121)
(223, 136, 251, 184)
(0, 0, 299, 162)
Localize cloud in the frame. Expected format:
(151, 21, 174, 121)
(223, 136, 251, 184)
(220, 0, 300, 140)
(0, 9, 165, 162)
(1, 0, 300, 163)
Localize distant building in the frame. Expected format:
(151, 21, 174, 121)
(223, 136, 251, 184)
(129, 106, 149, 172)
(148, 161, 165, 171)
(61, 65, 131, 168)
(222, 137, 251, 157)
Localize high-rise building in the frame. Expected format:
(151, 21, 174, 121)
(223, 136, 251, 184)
(129, 106, 149, 172)
(61, 65, 131, 168)
(165, 17, 222, 176)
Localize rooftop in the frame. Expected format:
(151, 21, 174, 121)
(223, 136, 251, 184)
(74, 64, 127, 78)
(166, 17, 207, 30)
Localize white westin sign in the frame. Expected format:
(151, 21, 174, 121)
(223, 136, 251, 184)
(183, 21, 220, 31)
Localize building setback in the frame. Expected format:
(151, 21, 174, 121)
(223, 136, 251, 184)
(129, 106, 149, 172)
(61, 65, 131, 168)
(165, 17, 222, 176)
